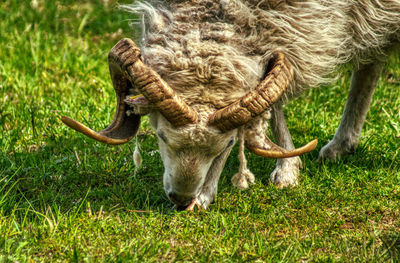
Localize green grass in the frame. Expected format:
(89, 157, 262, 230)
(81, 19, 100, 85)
(1, 0, 399, 261)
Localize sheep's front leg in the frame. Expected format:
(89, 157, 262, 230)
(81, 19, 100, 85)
(270, 103, 302, 187)
(195, 146, 233, 209)
(318, 62, 383, 161)
(231, 127, 255, 190)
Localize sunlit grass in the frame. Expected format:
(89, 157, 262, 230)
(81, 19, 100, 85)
(1, 0, 399, 261)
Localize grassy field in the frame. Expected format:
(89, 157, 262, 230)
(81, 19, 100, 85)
(1, 0, 399, 262)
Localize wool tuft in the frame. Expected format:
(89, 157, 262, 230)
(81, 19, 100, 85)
(122, 0, 400, 105)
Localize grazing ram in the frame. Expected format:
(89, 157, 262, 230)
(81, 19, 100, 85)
(62, 0, 400, 210)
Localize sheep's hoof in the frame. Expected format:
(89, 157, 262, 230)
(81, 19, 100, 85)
(318, 139, 356, 162)
(270, 157, 301, 187)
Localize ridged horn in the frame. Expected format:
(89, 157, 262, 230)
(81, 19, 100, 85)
(61, 42, 141, 145)
(62, 38, 199, 145)
(109, 38, 198, 127)
(246, 138, 318, 159)
(208, 52, 293, 132)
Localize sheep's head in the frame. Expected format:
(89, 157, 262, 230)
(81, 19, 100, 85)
(62, 39, 316, 209)
(152, 114, 236, 208)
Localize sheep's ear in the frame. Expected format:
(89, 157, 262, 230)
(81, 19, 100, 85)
(125, 94, 153, 116)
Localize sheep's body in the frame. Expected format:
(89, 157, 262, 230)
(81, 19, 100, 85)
(126, 0, 399, 98)
(119, 0, 400, 208)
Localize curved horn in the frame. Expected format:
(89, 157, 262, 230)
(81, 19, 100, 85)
(246, 138, 318, 159)
(61, 44, 141, 145)
(208, 53, 293, 132)
(61, 115, 140, 145)
(62, 38, 198, 145)
(109, 38, 198, 127)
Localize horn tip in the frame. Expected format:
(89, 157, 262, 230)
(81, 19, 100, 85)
(61, 115, 75, 127)
(309, 139, 318, 150)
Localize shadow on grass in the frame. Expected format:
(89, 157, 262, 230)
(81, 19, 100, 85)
(1, 135, 175, 216)
(2, 126, 398, 218)
(382, 232, 400, 260)
(1, 133, 248, 216)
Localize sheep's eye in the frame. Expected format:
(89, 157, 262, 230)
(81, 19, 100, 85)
(157, 131, 168, 144)
(227, 139, 235, 148)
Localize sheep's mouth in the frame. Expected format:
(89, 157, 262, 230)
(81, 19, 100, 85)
(175, 204, 191, 211)
(172, 198, 193, 211)
(174, 198, 201, 211)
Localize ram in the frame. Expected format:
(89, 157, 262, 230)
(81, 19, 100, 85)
(62, 0, 400, 210)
